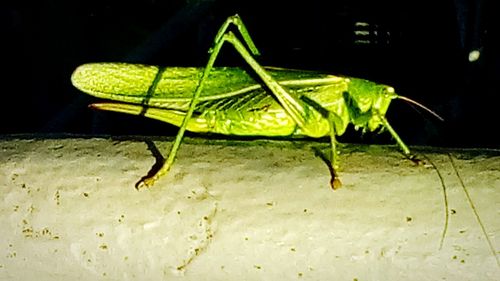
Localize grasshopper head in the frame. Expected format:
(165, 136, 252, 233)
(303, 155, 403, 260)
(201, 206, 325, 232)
(345, 78, 398, 132)
(373, 85, 398, 114)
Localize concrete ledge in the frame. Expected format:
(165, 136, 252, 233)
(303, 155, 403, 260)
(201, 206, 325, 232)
(1, 136, 499, 280)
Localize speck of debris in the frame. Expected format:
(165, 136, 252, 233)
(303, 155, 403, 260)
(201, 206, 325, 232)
(254, 265, 261, 269)
(298, 272, 303, 277)
(22, 226, 33, 238)
(7, 252, 17, 258)
(83, 193, 89, 197)
(99, 244, 108, 250)
(54, 191, 61, 205)
(50, 144, 64, 150)
(406, 216, 412, 222)
(451, 209, 456, 214)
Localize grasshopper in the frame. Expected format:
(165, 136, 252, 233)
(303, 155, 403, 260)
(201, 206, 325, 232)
(71, 14, 441, 190)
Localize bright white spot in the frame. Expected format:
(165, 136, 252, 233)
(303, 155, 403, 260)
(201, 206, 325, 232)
(275, 112, 288, 119)
(143, 220, 160, 230)
(468, 50, 480, 62)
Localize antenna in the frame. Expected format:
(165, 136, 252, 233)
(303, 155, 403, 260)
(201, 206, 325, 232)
(398, 95, 444, 122)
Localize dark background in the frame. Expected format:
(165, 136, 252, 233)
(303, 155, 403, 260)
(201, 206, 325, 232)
(2, 0, 498, 147)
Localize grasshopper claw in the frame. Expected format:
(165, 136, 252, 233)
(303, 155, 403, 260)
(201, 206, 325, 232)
(408, 154, 425, 166)
(331, 176, 342, 190)
(135, 176, 157, 190)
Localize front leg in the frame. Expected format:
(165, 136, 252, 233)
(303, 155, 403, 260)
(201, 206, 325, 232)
(379, 114, 423, 165)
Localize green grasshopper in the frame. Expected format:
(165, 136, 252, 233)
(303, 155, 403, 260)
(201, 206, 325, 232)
(71, 14, 441, 190)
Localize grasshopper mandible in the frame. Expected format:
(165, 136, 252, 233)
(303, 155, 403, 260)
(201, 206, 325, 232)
(71, 14, 441, 190)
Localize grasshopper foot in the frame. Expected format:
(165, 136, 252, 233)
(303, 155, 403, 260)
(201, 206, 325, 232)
(330, 170, 342, 190)
(331, 176, 342, 190)
(135, 176, 157, 190)
(408, 154, 424, 166)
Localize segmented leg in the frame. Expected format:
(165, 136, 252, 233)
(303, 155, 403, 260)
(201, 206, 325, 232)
(379, 114, 421, 164)
(210, 16, 343, 187)
(328, 113, 342, 189)
(137, 14, 332, 188)
(136, 16, 257, 188)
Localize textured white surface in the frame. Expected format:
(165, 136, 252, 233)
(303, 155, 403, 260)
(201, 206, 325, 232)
(0, 137, 499, 280)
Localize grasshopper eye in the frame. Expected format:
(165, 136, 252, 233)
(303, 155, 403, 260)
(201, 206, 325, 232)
(383, 86, 396, 98)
